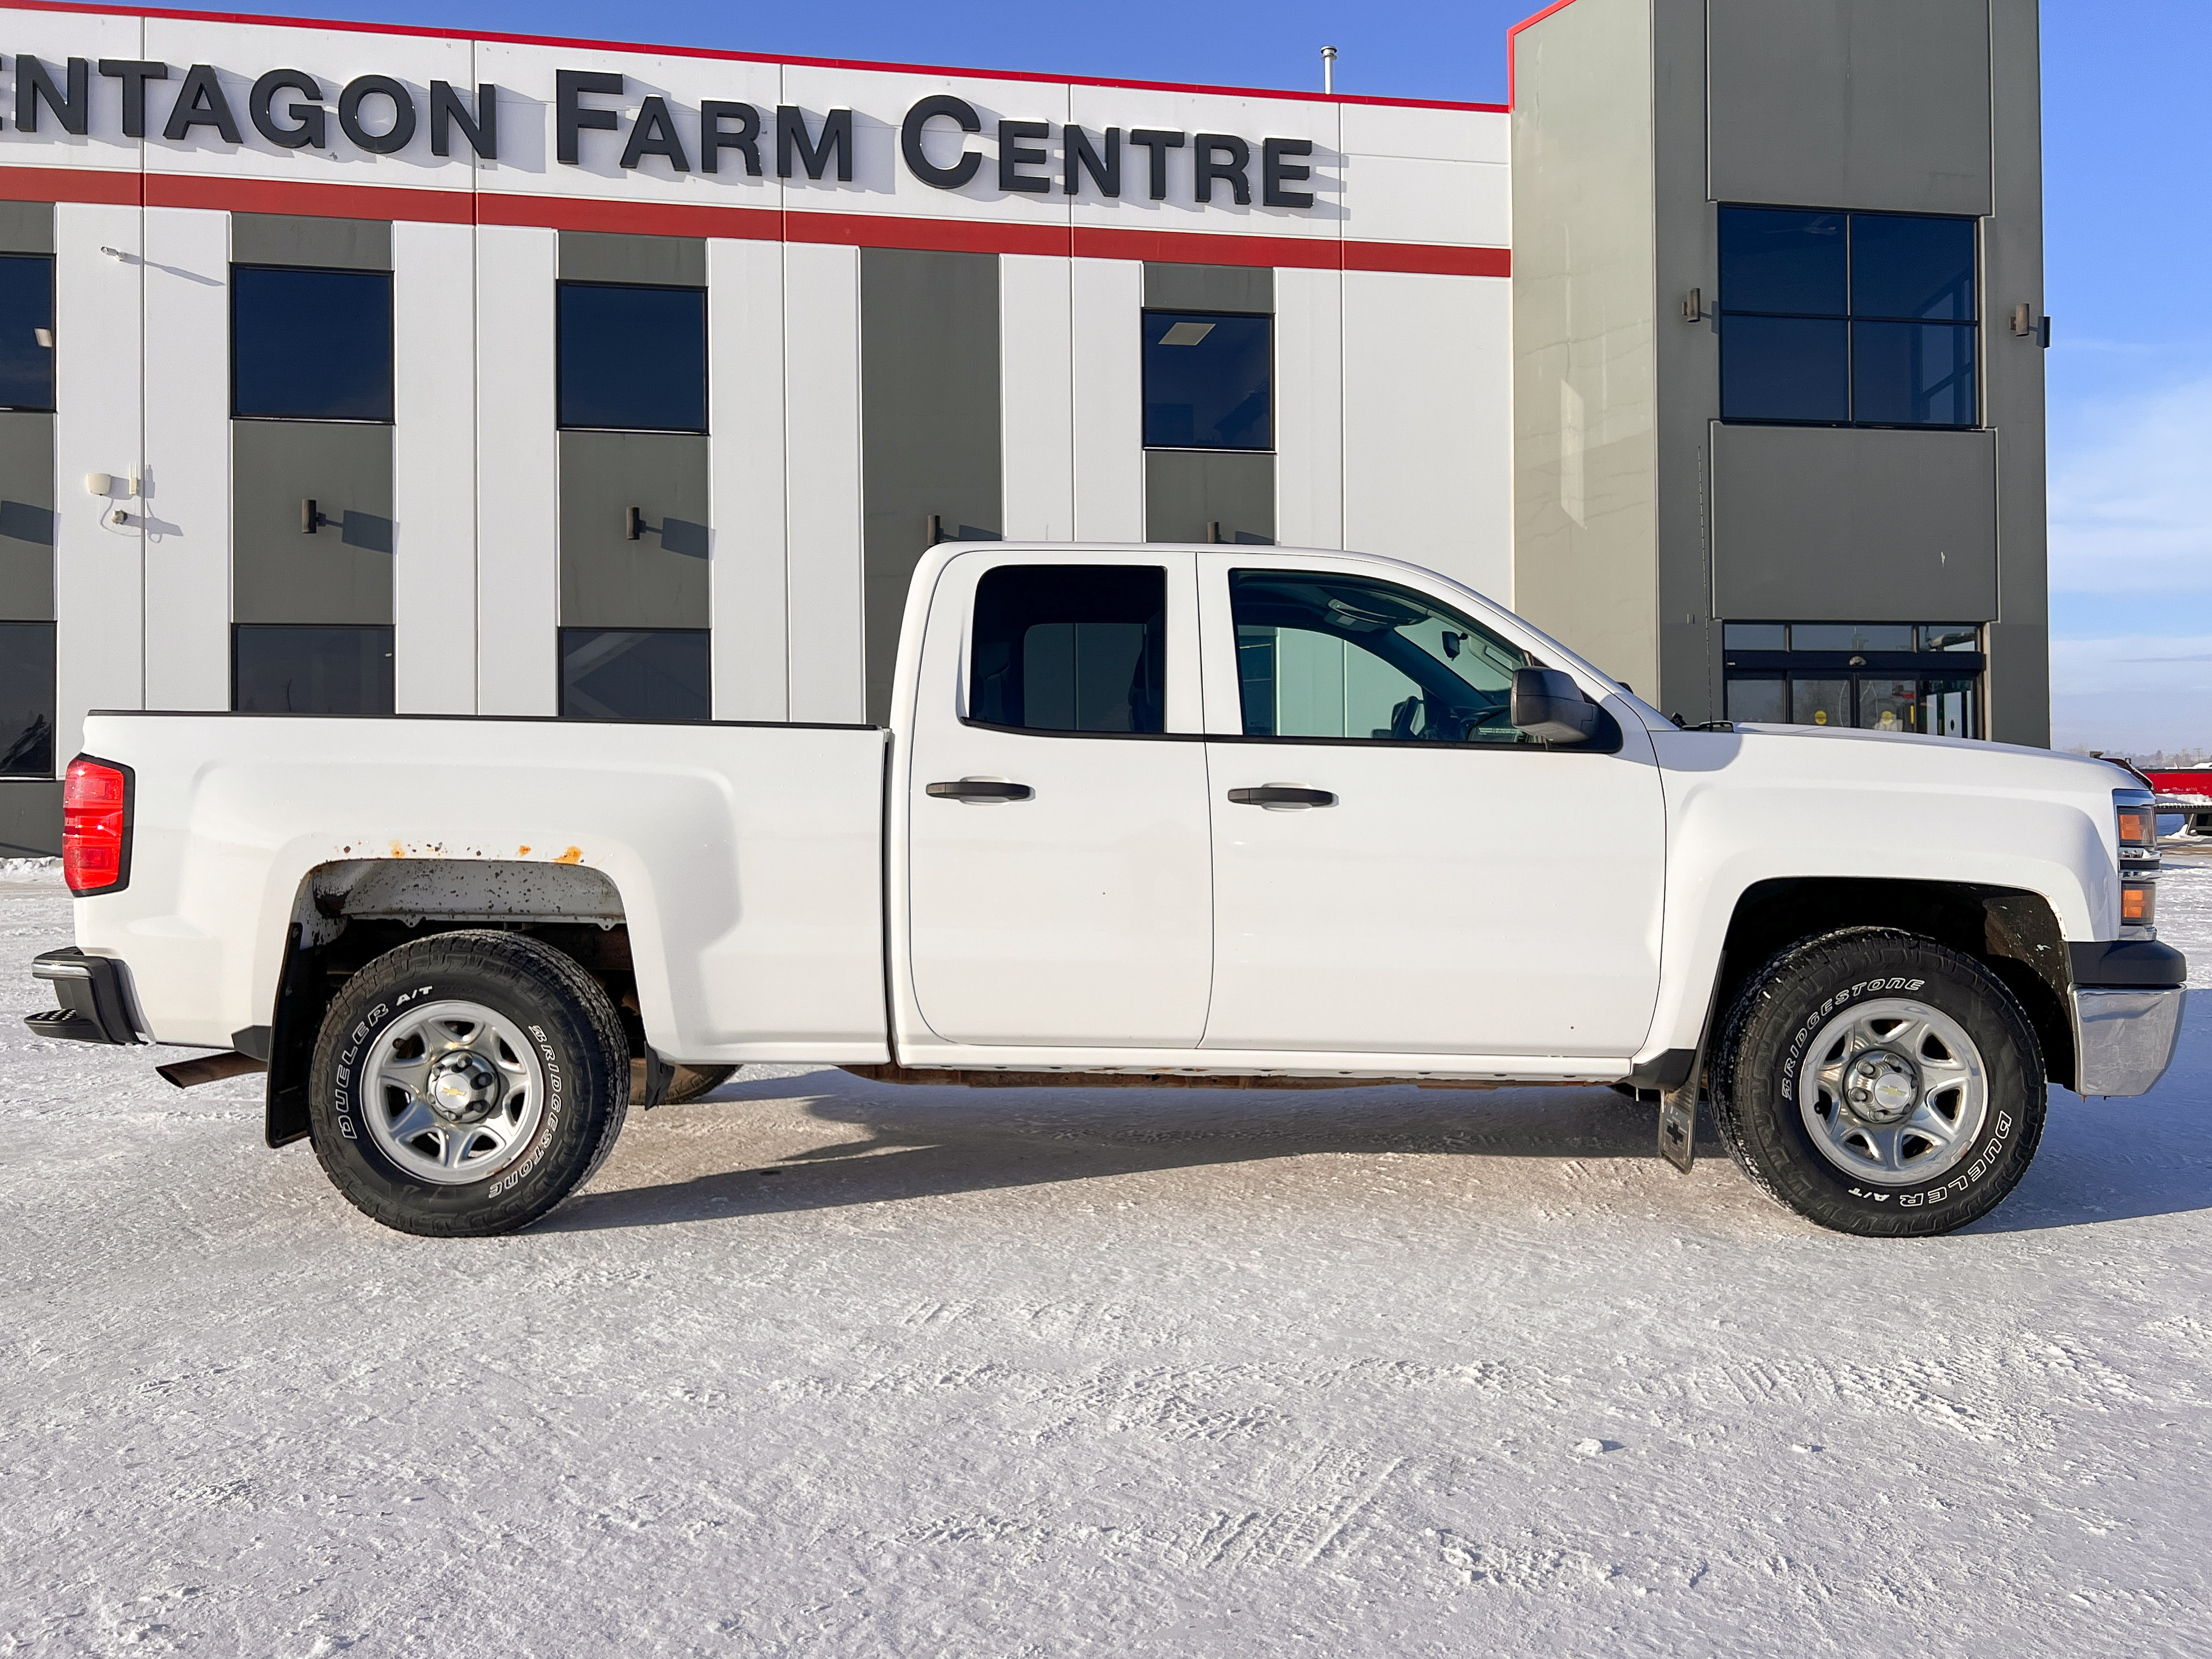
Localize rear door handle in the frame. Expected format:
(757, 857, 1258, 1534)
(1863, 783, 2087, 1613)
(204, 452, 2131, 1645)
(926, 778, 1035, 802)
(1227, 785, 1337, 809)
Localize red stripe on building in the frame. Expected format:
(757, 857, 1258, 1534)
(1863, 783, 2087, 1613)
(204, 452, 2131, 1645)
(0, 165, 142, 206)
(0, 167, 1510, 277)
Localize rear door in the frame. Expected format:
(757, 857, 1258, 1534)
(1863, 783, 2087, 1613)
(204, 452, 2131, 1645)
(1198, 558, 1667, 1060)
(902, 551, 1213, 1048)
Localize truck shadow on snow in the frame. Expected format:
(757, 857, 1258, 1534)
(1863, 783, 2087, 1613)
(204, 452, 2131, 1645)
(542, 1076, 1708, 1233)
(543, 1013, 2212, 1236)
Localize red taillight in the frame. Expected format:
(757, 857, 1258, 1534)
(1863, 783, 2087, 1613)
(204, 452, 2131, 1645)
(63, 756, 131, 895)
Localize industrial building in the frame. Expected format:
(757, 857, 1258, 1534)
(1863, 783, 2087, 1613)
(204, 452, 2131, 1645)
(0, 0, 2042, 853)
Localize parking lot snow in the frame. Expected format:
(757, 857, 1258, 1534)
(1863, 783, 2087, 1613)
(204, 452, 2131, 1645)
(4, 863, 2210, 1656)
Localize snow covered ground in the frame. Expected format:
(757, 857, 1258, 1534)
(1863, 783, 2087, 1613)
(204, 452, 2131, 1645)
(3, 861, 2209, 1657)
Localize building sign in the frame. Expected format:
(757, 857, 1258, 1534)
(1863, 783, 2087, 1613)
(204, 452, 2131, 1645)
(2, 55, 1318, 208)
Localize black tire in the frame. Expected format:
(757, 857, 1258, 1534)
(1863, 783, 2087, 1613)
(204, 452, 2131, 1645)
(307, 931, 631, 1237)
(1709, 927, 2046, 1237)
(662, 1064, 736, 1105)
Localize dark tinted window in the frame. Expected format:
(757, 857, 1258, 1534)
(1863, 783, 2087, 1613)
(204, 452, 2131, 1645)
(232, 625, 394, 713)
(1143, 311, 1271, 450)
(232, 267, 393, 422)
(1717, 209, 1846, 315)
(0, 256, 54, 412)
(1719, 317, 1849, 423)
(970, 565, 1165, 734)
(559, 283, 707, 432)
(1851, 214, 1975, 320)
(559, 628, 709, 721)
(1228, 569, 1531, 744)
(1717, 207, 1977, 429)
(0, 620, 54, 776)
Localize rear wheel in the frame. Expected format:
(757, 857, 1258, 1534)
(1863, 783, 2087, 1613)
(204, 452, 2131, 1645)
(1709, 928, 2046, 1237)
(307, 931, 631, 1237)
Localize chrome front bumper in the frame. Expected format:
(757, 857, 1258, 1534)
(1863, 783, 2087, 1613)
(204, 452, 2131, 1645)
(2073, 986, 2187, 1098)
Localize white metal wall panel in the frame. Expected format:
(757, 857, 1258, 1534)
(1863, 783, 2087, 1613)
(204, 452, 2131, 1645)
(1274, 264, 1345, 551)
(708, 235, 789, 722)
(139, 205, 229, 712)
(53, 204, 146, 760)
(473, 224, 559, 716)
(1342, 270, 1513, 603)
(1069, 257, 1144, 542)
(393, 218, 479, 715)
(1066, 86, 1342, 245)
(782, 240, 864, 724)
(999, 254, 1076, 543)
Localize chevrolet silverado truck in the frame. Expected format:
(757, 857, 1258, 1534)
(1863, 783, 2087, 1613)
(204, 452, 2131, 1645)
(26, 544, 2187, 1239)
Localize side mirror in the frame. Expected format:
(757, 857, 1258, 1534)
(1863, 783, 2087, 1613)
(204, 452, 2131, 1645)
(1511, 666, 1601, 744)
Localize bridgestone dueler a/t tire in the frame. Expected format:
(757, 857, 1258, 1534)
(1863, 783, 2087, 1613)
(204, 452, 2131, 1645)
(307, 931, 631, 1237)
(1709, 927, 2047, 1238)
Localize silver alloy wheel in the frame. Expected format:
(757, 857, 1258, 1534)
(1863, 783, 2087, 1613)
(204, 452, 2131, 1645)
(1797, 997, 1989, 1186)
(363, 999, 545, 1186)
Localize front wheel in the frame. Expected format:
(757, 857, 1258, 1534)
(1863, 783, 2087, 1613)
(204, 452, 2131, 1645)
(1709, 928, 2046, 1237)
(307, 931, 631, 1237)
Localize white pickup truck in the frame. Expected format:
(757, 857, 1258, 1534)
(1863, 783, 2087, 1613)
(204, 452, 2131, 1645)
(27, 543, 2185, 1239)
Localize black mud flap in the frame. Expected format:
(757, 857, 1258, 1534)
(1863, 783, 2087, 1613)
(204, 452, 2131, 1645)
(1659, 1077, 1697, 1173)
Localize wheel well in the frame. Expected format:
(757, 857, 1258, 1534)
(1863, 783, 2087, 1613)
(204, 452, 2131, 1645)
(261, 859, 646, 1147)
(1715, 879, 2074, 1087)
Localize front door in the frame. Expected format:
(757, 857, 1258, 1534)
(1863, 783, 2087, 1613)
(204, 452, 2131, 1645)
(905, 554, 1213, 1048)
(1199, 561, 1667, 1060)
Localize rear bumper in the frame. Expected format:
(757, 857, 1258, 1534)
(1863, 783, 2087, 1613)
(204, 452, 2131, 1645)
(24, 947, 142, 1046)
(2073, 989, 2184, 1097)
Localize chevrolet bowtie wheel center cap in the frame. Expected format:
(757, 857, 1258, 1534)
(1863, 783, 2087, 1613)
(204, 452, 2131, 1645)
(1844, 1050, 1919, 1125)
(427, 1051, 503, 1125)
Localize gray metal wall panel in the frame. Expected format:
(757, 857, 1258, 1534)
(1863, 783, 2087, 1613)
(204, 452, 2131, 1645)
(558, 231, 706, 286)
(1710, 424, 1997, 621)
(1982, 0, 2048, 743)
(558, 429, 710, 629)
(1143, 450, 1275, 545)
(861, 247, 1001, 725)
(1143, 263, 1274, 314)
(0, 779, 60, 856)
(0, 201, 54, 254)
(1706, 0, 1992, 215)
(230, 214, 391, 270)
(231, 421, 395, 624)
(0, 411, 54, 620)
(1510, 0, 1663, 696)
(1654, 0, 1722, 719)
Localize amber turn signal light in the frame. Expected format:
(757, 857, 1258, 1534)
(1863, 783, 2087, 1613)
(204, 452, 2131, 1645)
(2121, 882, 2156, 927)
(2116, 804, 2156, 849)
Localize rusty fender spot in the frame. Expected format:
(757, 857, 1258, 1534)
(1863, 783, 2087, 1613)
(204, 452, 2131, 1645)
(555, 846, 584, 865)
(517, 845, 532, 856)
(388, 841, 406, 858)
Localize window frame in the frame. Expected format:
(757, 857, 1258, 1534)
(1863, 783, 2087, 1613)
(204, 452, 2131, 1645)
(229, 262, 397, 425)
(554, 278, 711, 436)
(1720, 619, 1986, 737)
(230, 622, 397, 716)
(556, 625, 713, 723)
(1139, 305, 1276, 455)
(0, 618, 56, 778)
(1196, 558, 1623, 756)
(1715, 205, 1981, 432)
(0, 252, 56, 415)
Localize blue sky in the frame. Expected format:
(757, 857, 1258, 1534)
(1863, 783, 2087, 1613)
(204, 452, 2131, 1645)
(219, 0, 2207, 752)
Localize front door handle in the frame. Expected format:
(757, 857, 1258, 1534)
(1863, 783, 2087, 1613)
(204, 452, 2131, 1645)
(926, 778, 1035, 802)
(1228, 785, 1337, 810)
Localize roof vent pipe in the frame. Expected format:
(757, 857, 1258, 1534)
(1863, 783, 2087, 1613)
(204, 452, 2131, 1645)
(1322, 45, 1337, 94)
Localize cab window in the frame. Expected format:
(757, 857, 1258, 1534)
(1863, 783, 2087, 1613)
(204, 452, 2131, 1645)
(970, 564, 1166, 735)
(1230, 570, 1531, 744)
